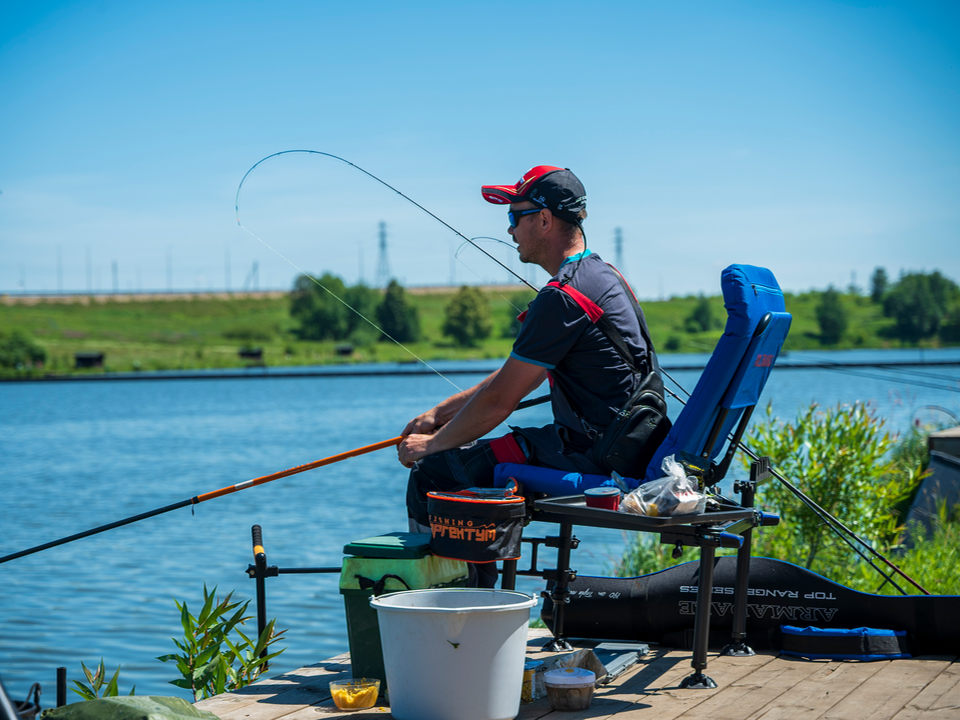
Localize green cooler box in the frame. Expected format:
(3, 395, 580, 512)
(339, 531, 468, 685)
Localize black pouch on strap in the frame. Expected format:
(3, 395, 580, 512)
(591, 367, 671, 478)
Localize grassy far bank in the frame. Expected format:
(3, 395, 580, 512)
(0, 286, 955, 376)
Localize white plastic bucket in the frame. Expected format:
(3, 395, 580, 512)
(370, 588, 536, 720)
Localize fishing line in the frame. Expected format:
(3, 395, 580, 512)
(790, 351, 960, 383)
(456, 237, 537, 315)
(236, 150, 537, 291)
(842, 364, 958, 384)
(235, 151, 548, 392)
(776, 358, 960, 394)
(236, 221, 463, 392)
(238, 151, 929, 591)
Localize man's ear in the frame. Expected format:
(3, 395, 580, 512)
(536, 208, 554, 233)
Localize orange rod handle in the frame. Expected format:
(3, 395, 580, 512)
(196, 436, 403, 503)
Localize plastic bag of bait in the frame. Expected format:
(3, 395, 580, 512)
(619, 455, 706, 517)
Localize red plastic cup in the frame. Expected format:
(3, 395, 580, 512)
(584, 487, 621, 510)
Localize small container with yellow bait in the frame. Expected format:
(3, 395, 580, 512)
(521, 659, 544, 703)
(329, 678, 380, 711)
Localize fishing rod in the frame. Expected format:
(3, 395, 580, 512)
(0, 395, 551, 566)
(5, 155, 530, 566)
(0, 437, 402, 565)
(660, 368, 929, 595)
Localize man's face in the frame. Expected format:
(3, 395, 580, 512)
(507, 202, 546, 266)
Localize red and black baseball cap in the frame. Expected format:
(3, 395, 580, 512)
(481, 166, 587, 225)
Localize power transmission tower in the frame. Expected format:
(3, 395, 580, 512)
(242, 261, 259, 291)
(375, 221, 391, 288)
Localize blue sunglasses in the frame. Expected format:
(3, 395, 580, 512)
(508, 208, 542, 228)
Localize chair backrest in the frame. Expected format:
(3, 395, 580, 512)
(644, 264, 792, 482)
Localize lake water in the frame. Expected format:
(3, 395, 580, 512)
(1, 348, 959, 702)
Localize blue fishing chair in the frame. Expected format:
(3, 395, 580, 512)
(499, 263, 792, 689)
(644, 263, 792, 485)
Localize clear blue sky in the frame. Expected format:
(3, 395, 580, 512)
(2, 0, 958, 299)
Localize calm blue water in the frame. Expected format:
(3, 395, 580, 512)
(1, 349, 958, 702)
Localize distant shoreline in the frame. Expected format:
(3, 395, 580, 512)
(5, 355, 958, 383)
(0, 285, 523, 306)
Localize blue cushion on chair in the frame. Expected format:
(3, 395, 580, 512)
(493, 463, 641, 495)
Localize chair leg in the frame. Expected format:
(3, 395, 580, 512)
(680, 544, 718, 689)
(722, 478, 756, 657)
(720, 528, 756, 657)
(501, 559, 517, 590)
(543, 522, 574, 652)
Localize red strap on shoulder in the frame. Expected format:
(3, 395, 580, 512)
(547, 281, 604, 323)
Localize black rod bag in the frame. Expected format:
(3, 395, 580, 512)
(540, 557, 960, 655)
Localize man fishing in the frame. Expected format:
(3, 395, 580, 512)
(398, 165, 661, 587)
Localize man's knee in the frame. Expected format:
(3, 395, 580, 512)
(405, 443, 500, 526)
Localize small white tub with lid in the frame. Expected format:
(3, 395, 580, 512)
(543, 666, 596, 711)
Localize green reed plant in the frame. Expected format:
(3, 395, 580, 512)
(158, 584, 286, 701)
(71, 659, 135, 700)
(744, 401, 925, 573)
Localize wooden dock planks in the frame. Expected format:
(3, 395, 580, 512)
(193, 634, 959, 720)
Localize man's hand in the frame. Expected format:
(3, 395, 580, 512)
(395, 359, 545, 469)
(398, 433, 435, 468)
(402, 409, 441, 438)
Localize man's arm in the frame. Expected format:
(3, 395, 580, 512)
(398, 357, 547, 467)
(401, 369, 501, 437)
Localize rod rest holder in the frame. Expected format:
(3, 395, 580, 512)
(246, 563, 279, 579)
(542, 567, 578, 583)
(544, 534, 580, 549)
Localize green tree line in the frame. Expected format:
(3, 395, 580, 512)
(2, 267, 959, 376)
(289, 273, 515, 349)
(810, 268, 960, 347)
